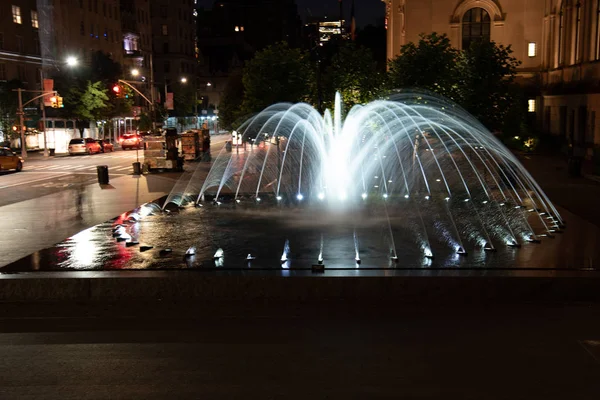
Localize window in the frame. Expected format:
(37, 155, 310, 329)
(528, 42, 536, 57)
(33, 37, 40, 54)
(163, 42, 169, 53)
(103, 3, 106, 16)
(0, 33, 4, 50)
(80, 21, 85, 35)
(160, 6, 168, 18)
(12, 5, 22, 24)
(461, 8, 490, 50)
(162, 25, 168, 35)
(0, 64, 6, 81)
(91, 23, 94, 37)
(109, 4, 112, 18)
(16, 36, 23, 53)
(31, 10, 39, 28)
(79, 0, 83, 8)
(528, 99, 536, 113)
(164, 61, 170, 73)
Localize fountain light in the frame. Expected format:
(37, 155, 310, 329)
(276, 195, 282, 201)
(425, 195, 430, 200)
(500, 203, 505, 206)
(436, 179, 441, 182)
(317, 193, 325, 200)
(388, 180, 392, 183)
(235, 199, 241, 203)
(246, 254, 256, 260)
(214, 248, 224, 259)
(506, 239, 521, 248)
(457, 247, 467, 256)
(424, 249, 434, 259)
(296, 193, 304, 201)
(527, 236, 541, 244)
(404, 194, 409, 199)
(482, 200, 488, 204)
(383, 193, 388, 199)
(256, 197, 261, 202)
(361, 193, 367, 200)
(464, 198, 470, 202)
(374, 185, 379, 188)
(186, 247, 196, 256)
(483, 243, 496, 252)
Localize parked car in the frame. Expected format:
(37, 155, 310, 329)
(120, 133, 143, 150)
(0, 147, 23, 172)
(68, 138, 102, 155)
(97, 139, 114, 153)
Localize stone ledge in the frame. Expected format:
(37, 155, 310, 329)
(1, 275, 600, 304)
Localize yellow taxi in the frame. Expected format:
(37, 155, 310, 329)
(0, 147, 23, 172)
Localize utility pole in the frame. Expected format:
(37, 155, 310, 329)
(40, 69, 48, 157)
(16, 89, 26, 159)
(149, 53, 156, 131)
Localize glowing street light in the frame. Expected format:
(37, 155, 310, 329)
(66, 56, 78, 66)
(180, 77, 187, 83)
(131, 69, 139, 77)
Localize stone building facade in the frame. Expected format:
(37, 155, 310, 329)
(383, 0, 600, 150)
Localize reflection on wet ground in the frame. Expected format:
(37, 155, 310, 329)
(3, 199, 600, 274)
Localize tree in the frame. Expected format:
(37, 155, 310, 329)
(69, 81, 109, 136)
(387, 33, 464, 102)
(322, 43, 386, 110)
(241, 42, 314, 115)
(218, 72, 245, 130)
(0, 80, 24, 142)
(461, 39, 521, 132)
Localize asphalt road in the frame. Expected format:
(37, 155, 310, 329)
(0, 150, 142, 207)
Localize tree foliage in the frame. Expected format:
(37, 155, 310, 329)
(218, 72, 245, 130)
(388, 33, 523, 132)
(0, 80, 24, 140)
(72, 81, 109, 121)
(388, 33, 464, 102)
(461, 40, 521, 131)
(322, 43, 385, 110)
(241, 42, 314, 115)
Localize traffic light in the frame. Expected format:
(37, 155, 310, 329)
(56, 96, 64, 108)
(50, 96, 58, 108)
(112, 84, 121, 95)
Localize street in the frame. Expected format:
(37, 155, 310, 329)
(0, 150, 143, 207)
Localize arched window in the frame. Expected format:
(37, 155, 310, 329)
(462, 8, 491, 50)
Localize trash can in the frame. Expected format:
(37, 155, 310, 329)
(49, 148, 55, 156)
(96, 165, 109, 184)
(132, 161, 141, 175)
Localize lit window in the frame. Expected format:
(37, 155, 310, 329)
(12, 5, 22, 24)
(31, 10, 39, 28)
(162, 25, 168, 35)
(528, 42, 536, 57)
(234, 26, 239, 32)
(528, 99, 536, 113)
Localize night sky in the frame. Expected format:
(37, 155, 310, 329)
(196, 0, 385, 28)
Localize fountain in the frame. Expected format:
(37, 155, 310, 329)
(181, 91, 563, 262)
(7, 91, 586, 272)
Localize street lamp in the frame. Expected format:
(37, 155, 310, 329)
(131, 68, 139, 77)
(66, 56, 78, 67)
(180, 77, 187, 83)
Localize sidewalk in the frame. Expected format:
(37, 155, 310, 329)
(0, 173, 180, 267)
(518, 152, 600, 228)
